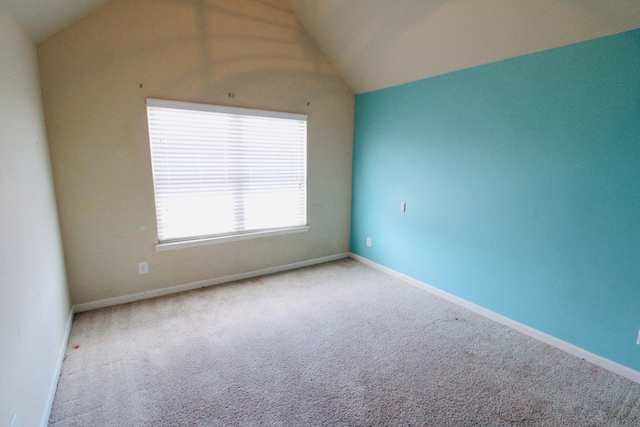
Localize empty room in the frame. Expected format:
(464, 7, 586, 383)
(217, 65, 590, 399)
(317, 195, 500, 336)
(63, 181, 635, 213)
(1, 0, 640, 425)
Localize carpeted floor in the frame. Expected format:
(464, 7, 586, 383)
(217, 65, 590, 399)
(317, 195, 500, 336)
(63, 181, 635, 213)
(49, 258, 640, 426)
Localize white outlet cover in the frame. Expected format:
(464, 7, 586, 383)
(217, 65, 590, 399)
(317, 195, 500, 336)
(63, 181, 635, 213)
(138, 261, 149, 274)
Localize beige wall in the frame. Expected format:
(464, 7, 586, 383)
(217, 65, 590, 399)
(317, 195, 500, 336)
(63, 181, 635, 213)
(0, 5, 71, 426)
(38, 0, 354, 306)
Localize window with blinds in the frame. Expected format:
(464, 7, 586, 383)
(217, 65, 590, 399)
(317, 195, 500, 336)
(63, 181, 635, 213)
(146, 98, 307, 245)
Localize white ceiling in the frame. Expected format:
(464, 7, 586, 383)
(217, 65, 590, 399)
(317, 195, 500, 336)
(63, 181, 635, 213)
(289, 0, 640, 93)
(5, 0, 640, 93)
(4, 0, 109, 43)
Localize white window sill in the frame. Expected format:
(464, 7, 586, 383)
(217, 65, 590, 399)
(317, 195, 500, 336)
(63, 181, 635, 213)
(155, 226, 310, 252)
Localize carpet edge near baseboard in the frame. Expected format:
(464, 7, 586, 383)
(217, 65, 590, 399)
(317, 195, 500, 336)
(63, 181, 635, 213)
(348, 252, 640, 385)
(72, 253, 350, 314)
(41, 308, 74, 427)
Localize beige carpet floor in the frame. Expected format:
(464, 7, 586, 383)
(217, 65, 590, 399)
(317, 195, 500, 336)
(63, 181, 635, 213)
(49, 258, 640, 426)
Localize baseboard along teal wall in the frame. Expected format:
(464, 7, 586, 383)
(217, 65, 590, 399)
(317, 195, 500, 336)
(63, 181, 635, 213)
(351, 29, 640, 370)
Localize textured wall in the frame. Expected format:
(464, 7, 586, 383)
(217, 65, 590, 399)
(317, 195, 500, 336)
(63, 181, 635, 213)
(352, 29, 640, 370)
(38, 0, 354, 305)
(0, 5, 70, 426)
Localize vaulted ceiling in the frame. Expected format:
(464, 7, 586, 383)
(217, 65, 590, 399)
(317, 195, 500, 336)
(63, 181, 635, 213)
(6, 0, 640, 94)
(289, 0, 640, 93)
(4, 0, 109, 43)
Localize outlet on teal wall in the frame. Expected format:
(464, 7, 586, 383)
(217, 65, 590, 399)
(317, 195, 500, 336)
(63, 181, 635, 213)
(351, 29, 640, 370)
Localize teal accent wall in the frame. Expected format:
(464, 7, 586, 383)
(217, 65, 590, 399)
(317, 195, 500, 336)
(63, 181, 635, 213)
(351, 29, 640, 370)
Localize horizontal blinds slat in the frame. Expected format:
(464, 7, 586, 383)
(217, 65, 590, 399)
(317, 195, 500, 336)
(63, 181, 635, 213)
(147, 100, 307, 242)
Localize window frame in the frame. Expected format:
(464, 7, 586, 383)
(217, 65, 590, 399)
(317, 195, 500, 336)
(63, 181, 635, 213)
(146, 98, 309, 251)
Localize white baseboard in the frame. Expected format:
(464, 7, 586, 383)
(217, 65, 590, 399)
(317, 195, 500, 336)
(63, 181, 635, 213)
(73, 253, 350, 313)
(41, 307, 74, 427)
(349, 253, 640, 385)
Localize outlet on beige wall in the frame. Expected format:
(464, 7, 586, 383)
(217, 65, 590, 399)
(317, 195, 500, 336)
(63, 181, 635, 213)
(38, 0, 354, 306)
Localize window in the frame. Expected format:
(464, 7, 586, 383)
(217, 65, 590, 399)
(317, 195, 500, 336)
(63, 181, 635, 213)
(146, 99, 307, 249)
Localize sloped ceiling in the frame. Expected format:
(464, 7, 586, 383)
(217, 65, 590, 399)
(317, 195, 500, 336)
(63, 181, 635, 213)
(288, 0, 640, 93)
(5, 0, 640, 93)
(4, 0, 109, 42)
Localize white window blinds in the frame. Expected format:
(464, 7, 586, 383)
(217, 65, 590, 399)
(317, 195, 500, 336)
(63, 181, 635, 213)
(146, 98, 307, 243)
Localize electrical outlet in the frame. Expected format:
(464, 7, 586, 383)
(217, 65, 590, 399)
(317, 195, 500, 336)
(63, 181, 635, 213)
(138, 261, 149, 275)
(366, 237, 372, 247)
(400, 201, 406, 212)
(636, 330, 640, 345)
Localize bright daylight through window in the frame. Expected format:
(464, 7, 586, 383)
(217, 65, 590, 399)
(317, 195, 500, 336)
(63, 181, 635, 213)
(146, 99, 307, 247)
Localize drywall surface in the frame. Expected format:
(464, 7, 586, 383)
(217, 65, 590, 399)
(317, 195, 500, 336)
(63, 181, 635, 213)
(351, 29, 640, 370)
(5, 0, 110, 42)
(38, 0, 354, 305)
(290, 0, 640, 93)
(0, 5, 71, 426)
